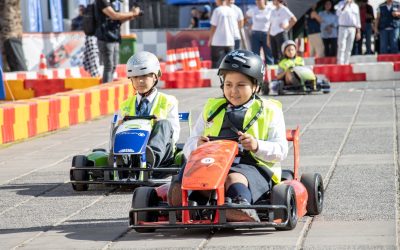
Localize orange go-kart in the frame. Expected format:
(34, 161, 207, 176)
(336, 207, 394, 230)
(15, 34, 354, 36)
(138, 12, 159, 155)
(128, 128, 324, 232)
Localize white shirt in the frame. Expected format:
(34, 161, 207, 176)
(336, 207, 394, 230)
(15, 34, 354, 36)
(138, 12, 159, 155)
(210, 5, 236, 46)
(230, 4, 244, 40)
(269, 5, 295, 36)
(246, 5, 274, 32)
(117, 89, 180, 143)
(183, 97, 288, 163)
(336, 1, 361, 28)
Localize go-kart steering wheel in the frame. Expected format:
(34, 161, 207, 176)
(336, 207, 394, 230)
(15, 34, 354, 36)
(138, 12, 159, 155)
(207, 135, 239, 142)
(123, 115, 157, 121)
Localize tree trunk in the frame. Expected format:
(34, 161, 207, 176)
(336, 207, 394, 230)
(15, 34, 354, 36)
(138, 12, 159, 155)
(0, 0, 23, 71)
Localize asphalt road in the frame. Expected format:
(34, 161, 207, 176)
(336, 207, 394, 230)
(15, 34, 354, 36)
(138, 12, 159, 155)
(0, 81, 399, 249)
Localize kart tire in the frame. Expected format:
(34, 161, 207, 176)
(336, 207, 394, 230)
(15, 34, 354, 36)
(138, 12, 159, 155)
(131, 187, 159, 233)
(71, 155, 89, 191)
(92, 148, 107, 152)
(261, 81, 270, 96)
(277, 82, 284, 96)
(271, 184, 297, 231)
(281, 169, 294, 181)
(301, 173, 324, 215)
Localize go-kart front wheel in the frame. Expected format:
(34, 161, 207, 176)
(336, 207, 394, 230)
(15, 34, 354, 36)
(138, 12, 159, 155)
(272, 184, 297, 231)
(301, 173, 324, 215)
(131, 187, 159, 233)
(71, 155, 89, 191)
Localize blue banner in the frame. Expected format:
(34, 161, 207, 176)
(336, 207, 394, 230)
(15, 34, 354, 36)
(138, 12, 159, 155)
(0, 66, 5, 100)
(28, 0, 43, 32)
(49, 0, 64, 32)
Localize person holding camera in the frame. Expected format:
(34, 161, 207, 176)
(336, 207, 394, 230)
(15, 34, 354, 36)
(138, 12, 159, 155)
(95, 0, 142, 84)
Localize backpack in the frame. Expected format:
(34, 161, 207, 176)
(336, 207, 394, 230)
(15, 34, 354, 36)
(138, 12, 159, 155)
(82, 3, 97, 36)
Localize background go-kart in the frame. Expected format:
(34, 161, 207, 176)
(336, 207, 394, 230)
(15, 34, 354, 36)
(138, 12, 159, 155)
(0, 80, 399, 249)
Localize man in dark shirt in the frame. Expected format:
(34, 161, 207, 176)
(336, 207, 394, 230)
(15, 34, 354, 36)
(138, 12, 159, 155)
(353, 0, 375, 54)
(95, 0, 141, 83)
(71, 5, 85, 31)
(375, 0, 400, 54)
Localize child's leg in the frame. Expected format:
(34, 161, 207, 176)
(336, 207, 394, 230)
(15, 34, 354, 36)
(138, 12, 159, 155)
(148, 120, 174, 168)
(225, 173, 252, 203)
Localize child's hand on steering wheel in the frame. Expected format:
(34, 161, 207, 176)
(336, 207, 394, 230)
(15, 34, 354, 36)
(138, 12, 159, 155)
(238, 131, 259, 152)
(197, 136, 209, 146)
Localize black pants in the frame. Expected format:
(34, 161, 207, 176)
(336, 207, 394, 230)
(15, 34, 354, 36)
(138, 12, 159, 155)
(323, 38, 337, 57)
(270, 31, 288, 64)
(211, 45, 234, 69)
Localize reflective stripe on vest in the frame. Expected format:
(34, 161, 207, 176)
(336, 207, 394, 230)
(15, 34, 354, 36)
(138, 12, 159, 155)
(202, 97, 283, 184)
(278, 56, 305, 72)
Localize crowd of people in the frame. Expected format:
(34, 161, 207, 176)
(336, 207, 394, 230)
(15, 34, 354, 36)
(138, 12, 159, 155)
(190, 0, 399, 67)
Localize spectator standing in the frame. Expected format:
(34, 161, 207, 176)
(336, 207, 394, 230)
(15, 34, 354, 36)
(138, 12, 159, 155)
(246, 0, 274, 65)
(228, 0, 245, 49)
(71, 5, 85, 31)
(305, 4, 325, 57)
(375, 0, 400, 54)
(199, 5, 211, 28)
(95, 0, 142, 83)
(355, 0, 375, 54)
(336, 0, 361, 64)
(320, 0, 339, 57)
(268, 0, 297, 64)
(209, 0, 236, 68)
(189, 7, 200, 28)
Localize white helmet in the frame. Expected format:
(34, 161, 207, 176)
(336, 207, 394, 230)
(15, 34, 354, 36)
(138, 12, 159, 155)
(126, 51, 161, 78)
(281, 40, 297, 54)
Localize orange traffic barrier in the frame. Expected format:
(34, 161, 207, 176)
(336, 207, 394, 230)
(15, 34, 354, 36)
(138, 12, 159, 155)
(166, 49, 177, 73)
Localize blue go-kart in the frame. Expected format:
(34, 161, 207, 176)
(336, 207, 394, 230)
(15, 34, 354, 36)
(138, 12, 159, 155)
(69, 113, 189, 191)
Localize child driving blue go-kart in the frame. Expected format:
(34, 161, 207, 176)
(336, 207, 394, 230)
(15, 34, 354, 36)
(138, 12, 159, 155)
(113, 51, 180, 172)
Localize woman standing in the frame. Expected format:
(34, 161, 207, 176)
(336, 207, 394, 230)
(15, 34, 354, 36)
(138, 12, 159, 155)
(246, 0, 274, 65)
(267, 0, 297, 63)
(319, 0, 338, 57)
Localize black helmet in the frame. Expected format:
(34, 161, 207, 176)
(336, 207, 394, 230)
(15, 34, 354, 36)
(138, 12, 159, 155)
(218, 50, 265, 86)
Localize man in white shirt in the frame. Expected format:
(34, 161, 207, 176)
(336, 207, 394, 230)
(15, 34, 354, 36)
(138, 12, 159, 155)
(246, 0, 275, 64)
(267, 0, 297, 64)
(336, 0, 361, 64)
(228, 0, 245, 49)
(209, 0, 237, 68)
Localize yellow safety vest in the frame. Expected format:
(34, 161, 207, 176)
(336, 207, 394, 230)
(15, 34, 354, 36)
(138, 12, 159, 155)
(119, 92, 177, 125)
(278, 56, 305, 72)
(202, 97, 283, 184)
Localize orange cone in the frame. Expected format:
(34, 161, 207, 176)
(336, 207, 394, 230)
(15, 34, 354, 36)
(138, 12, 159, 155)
(38, 54, 48, 79)
(166, 49, 177, 73)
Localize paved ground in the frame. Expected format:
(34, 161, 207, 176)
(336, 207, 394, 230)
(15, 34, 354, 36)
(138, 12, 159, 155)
(0, 81, 399, 249)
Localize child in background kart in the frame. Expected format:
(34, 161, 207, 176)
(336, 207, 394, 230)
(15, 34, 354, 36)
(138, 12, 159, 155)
(115, 51, 180, 170)
(169, 50, 288, 222)
(276, 40, 305, 86)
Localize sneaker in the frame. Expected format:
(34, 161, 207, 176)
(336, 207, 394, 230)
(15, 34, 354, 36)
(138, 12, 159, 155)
(225, 197, 260, 222)
(146, 145, 155, 168)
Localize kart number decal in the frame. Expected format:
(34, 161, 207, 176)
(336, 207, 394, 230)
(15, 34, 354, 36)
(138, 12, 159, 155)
(201, 158, 215, 164)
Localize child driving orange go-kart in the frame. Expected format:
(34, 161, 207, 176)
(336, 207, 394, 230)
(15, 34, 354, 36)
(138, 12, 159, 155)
(169, 49, 288, 222)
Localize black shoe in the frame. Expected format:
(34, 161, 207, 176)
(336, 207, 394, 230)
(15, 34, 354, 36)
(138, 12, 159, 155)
(225, 197, 260, 222)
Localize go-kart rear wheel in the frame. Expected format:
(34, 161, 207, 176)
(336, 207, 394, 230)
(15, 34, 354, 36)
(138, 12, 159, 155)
(301, 173, 324, 215)
(131, 187, 159, 233)
(71, 155, 89, 191)
(271, 184, 297, 231)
